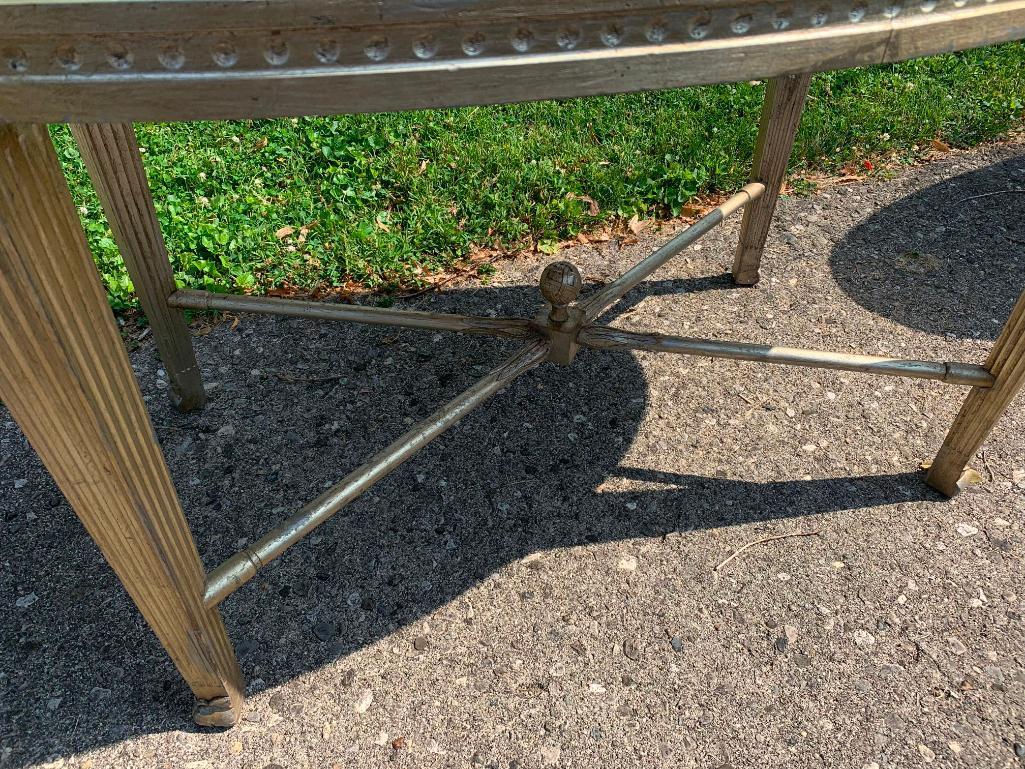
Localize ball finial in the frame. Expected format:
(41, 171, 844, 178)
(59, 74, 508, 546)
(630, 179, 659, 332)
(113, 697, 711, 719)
(539, 261, 582, 309)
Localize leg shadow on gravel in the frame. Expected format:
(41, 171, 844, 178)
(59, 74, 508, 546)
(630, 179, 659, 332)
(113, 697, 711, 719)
(829, 153, 1025, 341)
(2, 275, 938, 765)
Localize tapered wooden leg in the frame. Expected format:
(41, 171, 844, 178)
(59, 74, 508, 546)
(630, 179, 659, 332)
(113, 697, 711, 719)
(70, 122, 206, 412)
(732, 73, 812, 286)
(927, 289, 1025, 496)
(0, 124, 243, 726)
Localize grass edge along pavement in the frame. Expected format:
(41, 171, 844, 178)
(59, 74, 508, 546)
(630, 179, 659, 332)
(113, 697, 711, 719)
(53, 43, 1025, 312)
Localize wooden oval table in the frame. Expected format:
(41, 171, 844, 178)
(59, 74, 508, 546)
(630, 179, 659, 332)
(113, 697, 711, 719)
(1, 0, 1023, 727)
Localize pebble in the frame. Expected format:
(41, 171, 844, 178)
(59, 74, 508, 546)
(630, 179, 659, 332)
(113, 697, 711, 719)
(413, 636, 430, 651)
(774, 635, 789, 653)
(617, 555, 638, 571)
(956, 523, 979, 537)
(312, 621, 337, 642)
(15, 593, 38, 608)
(1014, 742, 1025, 758)
(947, 636, 968, 656)
(917, 744, 935, 763)
(14, 478, 27, 489)
(623, 640, 640, 660)
(268, 692, 286, 714)
(670, 636, 684, 653)
(540, 746, 561, 766)
(354, 689, 374, 713)
(853, 630, 876, 648)
(216, 424, 236, 438)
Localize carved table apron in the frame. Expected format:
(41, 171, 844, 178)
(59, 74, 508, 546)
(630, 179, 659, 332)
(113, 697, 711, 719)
(0, 0, 1023, 726)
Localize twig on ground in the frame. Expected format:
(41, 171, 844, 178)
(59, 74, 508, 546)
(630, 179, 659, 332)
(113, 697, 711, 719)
(982, 449, 996, 482)
(714, 530, 821, 572)
(957, 189, 1025, 205)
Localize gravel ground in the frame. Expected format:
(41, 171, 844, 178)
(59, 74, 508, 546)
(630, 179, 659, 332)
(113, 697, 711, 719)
(2, 142, 1025, 769)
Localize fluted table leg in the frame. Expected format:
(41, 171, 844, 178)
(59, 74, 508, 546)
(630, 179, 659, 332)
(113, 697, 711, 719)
(0, 123, 243, 726)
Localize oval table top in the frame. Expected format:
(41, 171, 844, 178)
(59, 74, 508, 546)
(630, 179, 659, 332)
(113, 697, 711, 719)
(0, 0, 1023, 122)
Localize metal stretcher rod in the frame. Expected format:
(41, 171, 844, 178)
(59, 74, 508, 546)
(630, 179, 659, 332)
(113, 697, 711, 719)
(580, 182, 764, 322)
(169, 289, 534, 339)
(577, 325, 995, 388)
(203, 338, 549, 608)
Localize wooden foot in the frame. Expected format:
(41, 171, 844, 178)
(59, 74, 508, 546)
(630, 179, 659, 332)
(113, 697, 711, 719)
(71, 122, 206, 412)
(732, 73, 812, 286)
(927, 290, 1025, 496)
(0, 123, 243, 724)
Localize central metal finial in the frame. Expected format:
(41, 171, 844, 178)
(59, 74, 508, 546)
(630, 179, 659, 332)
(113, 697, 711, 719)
(539, 260, 582, 325)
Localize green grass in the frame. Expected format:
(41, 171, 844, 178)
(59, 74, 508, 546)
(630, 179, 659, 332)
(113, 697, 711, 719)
(54, 43, 1025, 310)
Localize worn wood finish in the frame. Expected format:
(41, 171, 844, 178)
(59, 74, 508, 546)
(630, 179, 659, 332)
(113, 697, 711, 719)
(732, 73, 812, 285)
(71, 122, 206, 411)
(0, 1, 1023, 122)
(0, 123, 244, 726)
(927, 289, 1025, 496)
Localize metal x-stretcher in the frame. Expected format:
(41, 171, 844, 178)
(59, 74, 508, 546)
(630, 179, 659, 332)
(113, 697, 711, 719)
(0, 0, 1023, 726)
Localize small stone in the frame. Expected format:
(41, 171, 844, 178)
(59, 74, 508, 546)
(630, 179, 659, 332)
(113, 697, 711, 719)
(313, 621, 337, 642)
(354, 689, 374, 713)
(46, 697, 62, 711)
(801, 443, 818, 453)
(540, 746, 561, 766)
(15, 592, 38, 608)
(948, 742, 962, 755)
(570, 641, 586, 656)
(268, 692, 286, 714)
(588, 682, 606, 694)
(616, 704, 633, 716)
(854, 630, 876, 648)
(617, 555, 638, 571)
(392, 736, 406, 750)
(992, 517, 1012, 528)
(774, 635, 789, 653)
(947, 636, 968, 655)
(670, 637, 684, 653)
(88, 686, 112, 700)
(956, 523, 979, 537)
(623, 640, 640, 660)
(918, 744, 935, 762)
(229, 741, 243, 755)
(216, 424, 236, 438)
(413, 636, 430, 651)
(793, 653, 812, 669)
(339, 669, 356, 688)
(784, 624, 798, 643)
(14, 478, 28, 489)
(1014, 742, 1025, 758)
(346, 591, 362, 609)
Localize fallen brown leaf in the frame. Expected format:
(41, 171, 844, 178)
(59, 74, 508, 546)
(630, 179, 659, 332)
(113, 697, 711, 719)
(931, 138, 951, 152)
(275, 225, 295, 240)
(627, 215, 649, 235)
(566, 192, 600, 216)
